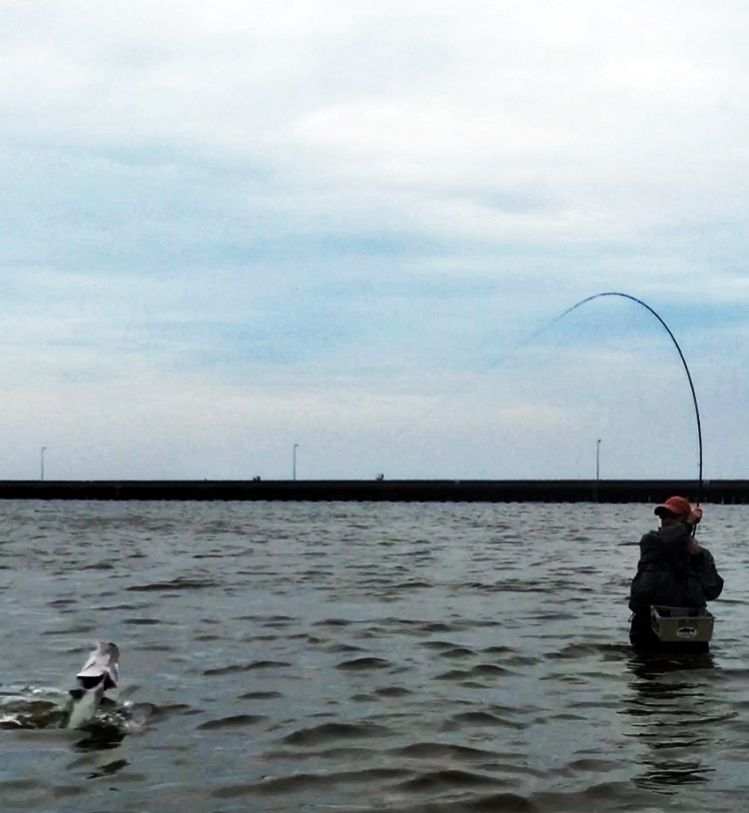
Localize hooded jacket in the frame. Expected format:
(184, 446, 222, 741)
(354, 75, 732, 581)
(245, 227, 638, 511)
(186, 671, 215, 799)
(628, 522, 723, 613)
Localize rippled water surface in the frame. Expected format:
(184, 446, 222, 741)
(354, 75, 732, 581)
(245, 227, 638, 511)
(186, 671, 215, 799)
(1, 500, 747, 812)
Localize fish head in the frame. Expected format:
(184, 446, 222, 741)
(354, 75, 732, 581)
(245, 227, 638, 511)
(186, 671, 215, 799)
(76, 641, 120, 693)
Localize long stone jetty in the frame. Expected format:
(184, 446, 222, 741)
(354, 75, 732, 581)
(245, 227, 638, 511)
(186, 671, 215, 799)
(0, 479, 746, 502)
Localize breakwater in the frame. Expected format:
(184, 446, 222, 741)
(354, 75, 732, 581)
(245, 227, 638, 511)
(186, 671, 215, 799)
(0, 479, 747, 502)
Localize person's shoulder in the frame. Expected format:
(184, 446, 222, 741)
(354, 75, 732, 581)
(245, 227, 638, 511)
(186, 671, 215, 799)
(638, 530, 661, 554)
(639, 529, 659, 545)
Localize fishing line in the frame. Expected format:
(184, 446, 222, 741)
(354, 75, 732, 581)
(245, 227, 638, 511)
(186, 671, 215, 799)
(379, 291, 703, 503)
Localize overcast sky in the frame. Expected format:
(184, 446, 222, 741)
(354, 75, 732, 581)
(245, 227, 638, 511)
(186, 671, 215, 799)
(1, 1, 747, 481)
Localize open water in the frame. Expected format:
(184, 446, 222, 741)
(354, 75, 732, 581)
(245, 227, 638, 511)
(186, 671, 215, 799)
(0, 500, 747, 813)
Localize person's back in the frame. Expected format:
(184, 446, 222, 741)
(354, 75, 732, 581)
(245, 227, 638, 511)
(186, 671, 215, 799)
(628, 496, 723, 652)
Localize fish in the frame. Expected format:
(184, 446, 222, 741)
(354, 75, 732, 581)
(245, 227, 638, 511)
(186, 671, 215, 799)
(64, 641, 120, 729)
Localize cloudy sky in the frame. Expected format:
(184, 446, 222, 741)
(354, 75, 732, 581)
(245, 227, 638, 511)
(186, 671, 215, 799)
(1, 1, 747, 481)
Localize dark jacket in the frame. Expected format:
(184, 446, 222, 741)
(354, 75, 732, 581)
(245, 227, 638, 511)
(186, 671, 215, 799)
(628, 523, 723, 613)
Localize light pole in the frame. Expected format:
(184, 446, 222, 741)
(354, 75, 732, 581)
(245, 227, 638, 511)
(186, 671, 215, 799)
(41, 446, 47, 481)
(596, 438, 602, 481)
(292, 443, 299, 481)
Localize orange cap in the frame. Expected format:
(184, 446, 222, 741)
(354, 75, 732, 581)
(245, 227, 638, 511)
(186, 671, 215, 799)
(654, 495, 692, 518)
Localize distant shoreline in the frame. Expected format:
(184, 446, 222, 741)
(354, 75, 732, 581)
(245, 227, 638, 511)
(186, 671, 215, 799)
(0, 479, 746, 503)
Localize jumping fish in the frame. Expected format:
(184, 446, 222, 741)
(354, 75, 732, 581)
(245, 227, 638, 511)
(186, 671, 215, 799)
(65, 641, 120, 729)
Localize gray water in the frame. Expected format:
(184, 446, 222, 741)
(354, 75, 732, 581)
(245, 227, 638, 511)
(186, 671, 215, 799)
(0, 500, 747, 812)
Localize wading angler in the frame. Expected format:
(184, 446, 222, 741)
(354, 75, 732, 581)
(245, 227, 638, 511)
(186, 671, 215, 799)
(628, 496, 723, 652)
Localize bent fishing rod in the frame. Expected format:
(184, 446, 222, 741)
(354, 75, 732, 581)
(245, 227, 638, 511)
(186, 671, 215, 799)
(380, 291, 703, 504)
(552, 291, 703, 505)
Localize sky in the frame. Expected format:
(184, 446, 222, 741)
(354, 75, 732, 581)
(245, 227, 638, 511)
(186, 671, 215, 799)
(1, 0, 748, 481)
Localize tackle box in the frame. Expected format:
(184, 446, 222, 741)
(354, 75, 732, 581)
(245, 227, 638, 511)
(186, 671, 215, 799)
(650, 605, 714, 642)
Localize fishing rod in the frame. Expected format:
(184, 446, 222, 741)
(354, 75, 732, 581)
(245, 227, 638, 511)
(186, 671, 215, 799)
(552, 292, 703, 504)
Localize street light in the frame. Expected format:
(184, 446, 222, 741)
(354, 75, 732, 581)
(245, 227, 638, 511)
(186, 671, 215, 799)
(41, 446, 47, 481)
(596, 438, 602, 481)
(293, 443, 299, 481)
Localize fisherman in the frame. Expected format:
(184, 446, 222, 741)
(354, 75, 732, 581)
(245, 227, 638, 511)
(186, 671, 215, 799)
(628, 496, 723, 652)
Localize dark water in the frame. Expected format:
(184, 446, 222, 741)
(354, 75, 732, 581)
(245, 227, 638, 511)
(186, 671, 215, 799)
(0, 500, 747, 812)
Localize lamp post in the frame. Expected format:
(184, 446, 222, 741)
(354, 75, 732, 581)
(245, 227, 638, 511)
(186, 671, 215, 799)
(596, 438, 601, 481)
(41, 446, 47, 482)
(292, 443, 299, 481)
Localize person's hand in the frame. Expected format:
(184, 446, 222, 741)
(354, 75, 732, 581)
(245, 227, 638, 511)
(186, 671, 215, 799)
(688, 507, 703, 526)
(687, 538, 702, 556)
